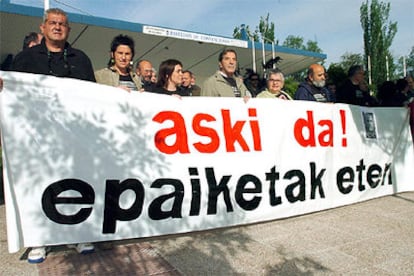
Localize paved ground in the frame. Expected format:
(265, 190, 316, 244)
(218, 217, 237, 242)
(1, 191, 414, 275)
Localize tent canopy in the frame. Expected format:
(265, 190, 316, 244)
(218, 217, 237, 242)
(0, 1, 326, 83)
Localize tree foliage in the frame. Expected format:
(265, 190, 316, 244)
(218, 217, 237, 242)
(282, 35, 305, 50)
(360, 0, 397, 86)
(258, 13, 275, 43)
(283, 76, 299, 97)
(281, 35, 322, 54)
(233, 13, 323, 83)
(233, 13, 275, 43)
(337, 52, 364, 72)
(327, 64, 347, 88)
(233, 25, 259, 41)
(395, 46, 414, 77)
(326, 52, 364, 88)
(306, 40, 322, 54)
(281, 35, 323, 81)
(408, 46, 414, 74)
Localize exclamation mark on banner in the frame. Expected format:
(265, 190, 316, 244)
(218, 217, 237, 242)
(340, 109, 347, 147)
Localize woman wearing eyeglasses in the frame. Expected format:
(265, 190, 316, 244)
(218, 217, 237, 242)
(256, 69, 292, 100)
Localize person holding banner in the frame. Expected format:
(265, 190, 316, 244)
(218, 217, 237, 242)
(11, 9, 95, 82)
(336, 65, 376, 106)
(153, 59, 189, 97)
(294, 64, 333, 103)
(95, 34, 141, 92)
(256, 69, 292, 100)
(202, 48, 250, 100)
(9, 7, 96, 264)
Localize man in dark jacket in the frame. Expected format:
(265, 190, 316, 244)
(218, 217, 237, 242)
(10, 7, 95, 264)
(336, 65, 376, 106)
(294, 64, 333, 102)
(12, 9, 95, 82)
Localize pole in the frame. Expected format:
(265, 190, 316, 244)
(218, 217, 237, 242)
(261, 38, 265, 72)
(263, 37, 276, 69)
(44, 0, 49, 11)
(403, 56, 407, 77)
(386, 55, 389, 81)
(367, 55, 372, 85)
(251, 37, 256, 73)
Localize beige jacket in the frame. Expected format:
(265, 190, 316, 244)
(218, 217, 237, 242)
(94, 67, 142, 90)
(202, 71, 249, 97)
(256, 89, 292, 100)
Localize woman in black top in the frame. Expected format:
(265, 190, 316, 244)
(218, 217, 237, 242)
(153, 59, 189, 97)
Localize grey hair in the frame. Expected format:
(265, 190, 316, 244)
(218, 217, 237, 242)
(266, 68, 285, 82)
(43, 8, 68, 23)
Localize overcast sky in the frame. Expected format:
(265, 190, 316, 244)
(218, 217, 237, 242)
(12, 0, 414, 65)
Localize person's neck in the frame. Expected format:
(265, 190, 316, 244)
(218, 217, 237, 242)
(115, 66, 129, 76)
(220, 71, 233, 78)
(45, 40, 66, 53)
(166, 82, 177, 91)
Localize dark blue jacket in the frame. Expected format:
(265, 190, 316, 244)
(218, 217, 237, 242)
(294, 81, 334, 102)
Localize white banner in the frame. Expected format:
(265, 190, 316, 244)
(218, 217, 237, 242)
(1, 71, 413, 253)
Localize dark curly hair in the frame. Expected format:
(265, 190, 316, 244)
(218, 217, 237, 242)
(107, 34, 135, 67)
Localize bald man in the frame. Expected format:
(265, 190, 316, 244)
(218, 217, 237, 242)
(294, 64, 333, 102)
(136, 59, 155, 92)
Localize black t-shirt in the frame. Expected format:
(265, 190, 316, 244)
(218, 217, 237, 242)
(142, 80, 156, 92)
(337, 79, 374, 106)
(153, 86, 190, 96)
(223, 76, 241, 97)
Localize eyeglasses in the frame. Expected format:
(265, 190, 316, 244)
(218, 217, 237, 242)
(268, 79, 282, 82)
(46, 20, 68, 28)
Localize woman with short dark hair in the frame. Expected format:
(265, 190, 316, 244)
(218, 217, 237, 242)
(94, 34, 141, 92)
